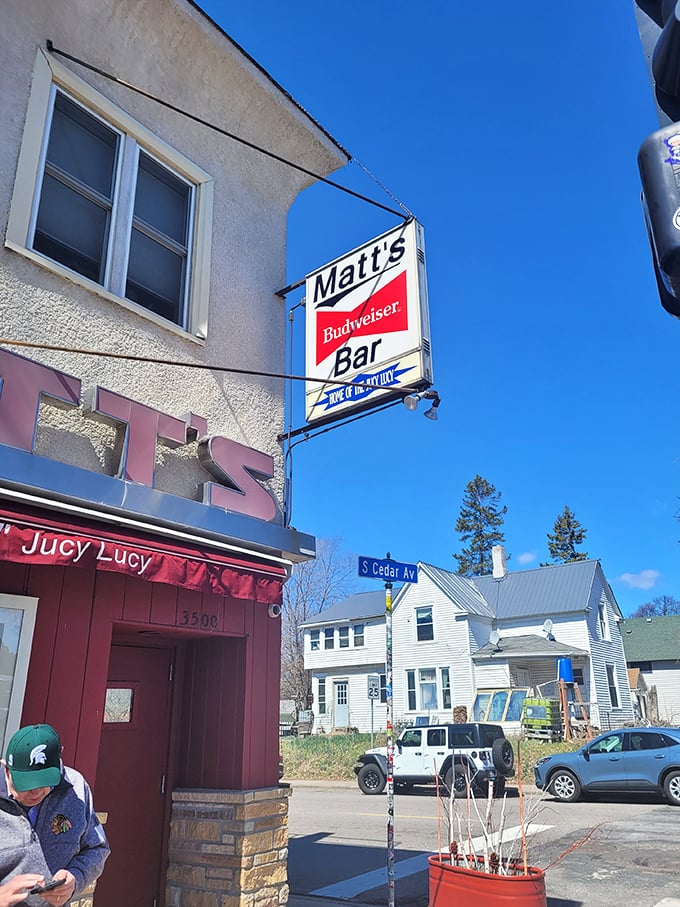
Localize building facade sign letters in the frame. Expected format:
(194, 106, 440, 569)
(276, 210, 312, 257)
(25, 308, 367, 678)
(0, 347, 276, 522)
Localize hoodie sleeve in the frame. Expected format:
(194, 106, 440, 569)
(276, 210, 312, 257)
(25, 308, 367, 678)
(65, 778, 110, 895)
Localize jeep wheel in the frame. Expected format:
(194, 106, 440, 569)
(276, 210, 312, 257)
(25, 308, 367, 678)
(492, 738, 514, 775)
(357, 764, 386, 795)
(444, 765, 471, 798)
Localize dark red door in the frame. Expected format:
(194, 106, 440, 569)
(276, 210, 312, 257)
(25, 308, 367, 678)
(94, 644, 174, 907)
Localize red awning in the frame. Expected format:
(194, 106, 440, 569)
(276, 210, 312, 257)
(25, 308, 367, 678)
(0, 504, 284, 604)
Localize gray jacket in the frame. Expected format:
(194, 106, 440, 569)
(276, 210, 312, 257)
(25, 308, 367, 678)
(0, 793, 52, 906)
(0, 765, 110, 898)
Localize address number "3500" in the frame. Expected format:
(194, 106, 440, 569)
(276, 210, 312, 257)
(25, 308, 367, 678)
(178, 610, 218, 630)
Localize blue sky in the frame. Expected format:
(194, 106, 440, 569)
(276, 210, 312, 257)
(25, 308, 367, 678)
(199, 2, 679, 617)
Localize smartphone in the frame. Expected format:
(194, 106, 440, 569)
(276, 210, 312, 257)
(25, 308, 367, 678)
(28, 878, 66, 895)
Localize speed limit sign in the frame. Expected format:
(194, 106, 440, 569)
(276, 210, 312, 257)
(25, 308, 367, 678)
(367, 675, 380, 700)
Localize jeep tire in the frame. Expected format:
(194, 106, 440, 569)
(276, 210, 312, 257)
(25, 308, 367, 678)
(357, 763, 386, 795)
(492, 738, 514, 774)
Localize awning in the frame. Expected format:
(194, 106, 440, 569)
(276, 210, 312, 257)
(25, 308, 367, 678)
(0, 504, 284, 604)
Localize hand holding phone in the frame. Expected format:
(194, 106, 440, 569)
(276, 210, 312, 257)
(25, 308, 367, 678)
(28, 878, 66, 895)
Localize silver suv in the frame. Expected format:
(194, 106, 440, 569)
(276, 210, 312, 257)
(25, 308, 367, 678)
(354, 722, 514, 797)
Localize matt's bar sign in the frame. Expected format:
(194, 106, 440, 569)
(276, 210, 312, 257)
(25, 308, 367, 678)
(305, 219, 433, 424)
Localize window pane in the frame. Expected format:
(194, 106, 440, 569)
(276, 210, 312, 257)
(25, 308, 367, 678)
(135, 153, 189, 244)
(34, 174, 109, 281)
(310, 630, 319, 651)
(487, 690, 509, 721)
(506, 689, 527, 721)
(440, 668, 451, 710)
(104, 688, 133, 723)
(472, 692, 491, 721)
(416, 607, 434, 641)
(126, 228, 184, 322)
(353, 624, 364, 647)
(0, 609, 24, 744)
(324, 629, 334, 650)
(48, 93, 117, 198)
(407, 670, 416, 711)
(339, 627, 349, 648)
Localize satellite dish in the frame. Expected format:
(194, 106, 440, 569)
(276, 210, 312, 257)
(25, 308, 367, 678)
(543, 619, 554, 634)
(489, 630, 501, 647)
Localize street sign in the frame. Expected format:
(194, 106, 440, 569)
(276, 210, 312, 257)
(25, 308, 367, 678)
(358, 555, 418, 584)
(367, 675, 380, 700)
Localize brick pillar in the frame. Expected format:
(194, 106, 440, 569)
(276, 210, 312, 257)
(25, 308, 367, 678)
(166, 786, 291, 907)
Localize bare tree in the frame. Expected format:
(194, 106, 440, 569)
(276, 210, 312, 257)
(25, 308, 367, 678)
(281, 538, 356, 712)
(630, 595, 680, 618)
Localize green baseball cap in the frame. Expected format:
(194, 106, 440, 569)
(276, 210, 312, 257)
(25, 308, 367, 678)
(5, 724, 62, 792)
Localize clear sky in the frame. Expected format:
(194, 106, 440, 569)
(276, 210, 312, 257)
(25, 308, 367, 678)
(198, 1, 679, 617)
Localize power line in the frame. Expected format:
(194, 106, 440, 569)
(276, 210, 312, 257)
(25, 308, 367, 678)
(0, 337, 425, 397)
(46, 41, 411, 221)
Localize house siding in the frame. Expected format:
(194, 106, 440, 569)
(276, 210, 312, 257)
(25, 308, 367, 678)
(640, 663, 680, 723)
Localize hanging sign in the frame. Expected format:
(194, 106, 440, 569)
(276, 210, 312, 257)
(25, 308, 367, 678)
(304, 220, 433, 425)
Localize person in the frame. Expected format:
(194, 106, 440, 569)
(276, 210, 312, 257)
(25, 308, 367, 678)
(0, 725, 110, 905)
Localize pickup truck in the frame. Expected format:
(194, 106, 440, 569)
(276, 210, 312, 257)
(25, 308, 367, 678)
(354, 722, 514, 797)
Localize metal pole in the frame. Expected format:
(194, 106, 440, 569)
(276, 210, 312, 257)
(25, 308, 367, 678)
(385, 572, 394, 907)
(371, 697, 375, 750)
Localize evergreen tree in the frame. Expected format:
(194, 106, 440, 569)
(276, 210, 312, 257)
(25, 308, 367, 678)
(453, 474, 507, 576)
(544, 505, 588, 564)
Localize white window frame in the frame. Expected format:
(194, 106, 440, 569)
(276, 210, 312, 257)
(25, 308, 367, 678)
(0, 594, 39, 753)
(309, 629, 320, 652)
(415, 606, 434, 642)
(338, 626, 349, 648)
(7, 49, 213, 341)
(353, 624, 365, 647)
(598, 599, 611, 641)
(606, 663, 620, 709)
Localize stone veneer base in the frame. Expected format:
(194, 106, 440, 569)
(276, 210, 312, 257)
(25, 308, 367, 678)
(165, 786, 291, 907)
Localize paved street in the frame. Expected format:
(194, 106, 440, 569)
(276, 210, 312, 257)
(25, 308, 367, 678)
(286, 781, 680, 907)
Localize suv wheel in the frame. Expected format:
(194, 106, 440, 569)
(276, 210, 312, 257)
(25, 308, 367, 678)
(444, 764, 471, 797)
(357, 763, 386, 795)
(491, 738, 514, 774)
(550, 769, 581, 802)
(663, 770, 680, 806)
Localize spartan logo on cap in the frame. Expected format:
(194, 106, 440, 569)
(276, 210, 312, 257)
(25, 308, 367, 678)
(30, 744, 48, 766)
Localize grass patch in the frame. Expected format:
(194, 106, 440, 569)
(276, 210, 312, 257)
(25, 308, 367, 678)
(281, 733, 584, 784)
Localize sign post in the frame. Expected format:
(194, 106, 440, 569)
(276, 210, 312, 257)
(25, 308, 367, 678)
(367, 674, 380, 749)
(358, 553, 418, 907)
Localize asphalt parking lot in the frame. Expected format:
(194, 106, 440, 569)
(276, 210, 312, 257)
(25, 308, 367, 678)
(285, 781, 680, 907)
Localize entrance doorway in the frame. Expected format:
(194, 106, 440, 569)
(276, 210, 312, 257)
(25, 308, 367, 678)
(333, 680, 349, 729)
(94, 644, 174, 907)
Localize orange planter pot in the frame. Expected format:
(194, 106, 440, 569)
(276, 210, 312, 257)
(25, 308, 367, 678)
(428, 854, 547, 907)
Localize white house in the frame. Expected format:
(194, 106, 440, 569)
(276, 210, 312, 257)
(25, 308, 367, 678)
(302, 559, 634, 733)
(622, 615, 680, 724)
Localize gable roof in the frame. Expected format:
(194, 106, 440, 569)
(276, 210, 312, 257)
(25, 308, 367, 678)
(300, 589, 389, 627)
(472, 634, 588, 660)
(472, 559, 602, 620)
(418, 563, 494, 617)
(621, 615, 680, 662)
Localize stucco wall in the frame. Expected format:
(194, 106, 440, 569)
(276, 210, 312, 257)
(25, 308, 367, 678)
(0, 0, 346, 516)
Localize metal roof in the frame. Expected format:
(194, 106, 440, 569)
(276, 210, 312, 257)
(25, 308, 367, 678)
(621, 615, 680, 662)
(300, 589, 389, 627)
(472, 559, 603, 620)
(472, 634, 588, 660)
(419, 563, 494, 617)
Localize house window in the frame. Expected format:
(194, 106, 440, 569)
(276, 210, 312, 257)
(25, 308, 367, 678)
(419, 668, 437, 710)
(310, 630, 320, 652)
(606, 664, 619, 708)
(598, 600, 610, 641)
(472, 689, 529, 723)
(572, 666, 585, 686)
(406, 670, 417, 710)
(379, 672, 387, 704)
(416, 607, 434, 641)
(353, 624, 365, 647)
(338, 627, 349, 648)
(440, 668, 451, 710)
(324, 628, 334, 650)
(7, 53, 212, 338)
(318, 679, 326, 715)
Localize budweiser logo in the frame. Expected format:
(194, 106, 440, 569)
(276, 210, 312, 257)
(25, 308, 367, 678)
(315, 272, 408, 365)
